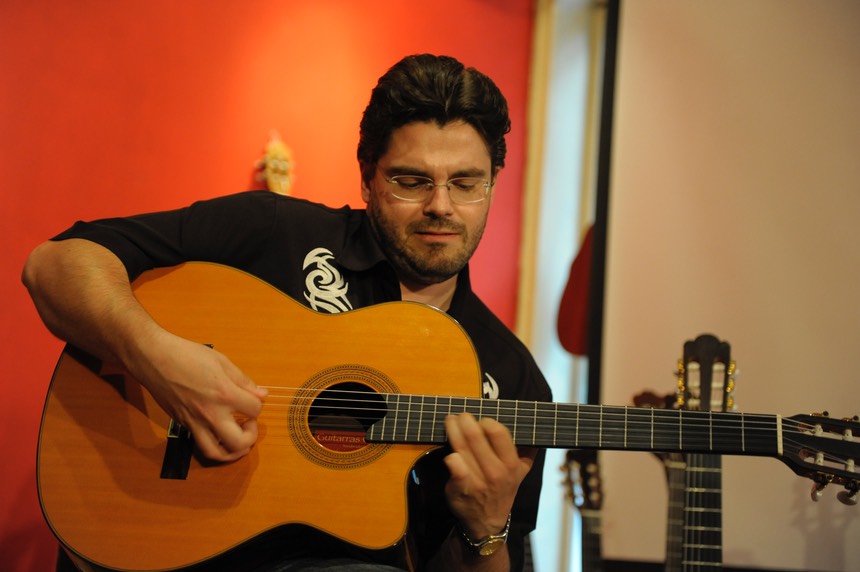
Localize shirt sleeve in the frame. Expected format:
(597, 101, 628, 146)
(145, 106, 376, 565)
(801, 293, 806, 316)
(51, 191, 278, 280)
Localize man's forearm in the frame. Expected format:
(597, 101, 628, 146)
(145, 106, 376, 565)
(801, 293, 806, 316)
(22, 238, 151, 366)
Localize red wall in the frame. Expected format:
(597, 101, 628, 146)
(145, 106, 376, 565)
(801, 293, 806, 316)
(0, 1, 534, 569)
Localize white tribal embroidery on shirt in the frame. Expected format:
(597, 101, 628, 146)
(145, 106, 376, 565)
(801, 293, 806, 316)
(302, 247, 353, 313)
(483, 372, 500, 399)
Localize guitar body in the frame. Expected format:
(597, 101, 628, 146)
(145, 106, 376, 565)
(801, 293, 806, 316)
(37, 263, 483, 571)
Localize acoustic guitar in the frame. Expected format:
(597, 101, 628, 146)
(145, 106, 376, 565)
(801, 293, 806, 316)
(666, 334, 736, 571)
(37, 263, 860, 571)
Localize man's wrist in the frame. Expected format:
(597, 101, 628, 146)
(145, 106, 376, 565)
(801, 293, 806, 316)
(457, 514, 512, 556)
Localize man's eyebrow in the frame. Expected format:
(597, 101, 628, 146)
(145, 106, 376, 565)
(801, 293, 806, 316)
(384, 166, 488, 178)
(385, 166, 429, 177)
(450, 167, 488, 178)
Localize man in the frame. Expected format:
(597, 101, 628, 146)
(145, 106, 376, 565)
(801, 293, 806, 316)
(23, 54, 552, 571)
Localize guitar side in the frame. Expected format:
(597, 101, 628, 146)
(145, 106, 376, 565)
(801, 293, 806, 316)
(37, 263, 484, 571)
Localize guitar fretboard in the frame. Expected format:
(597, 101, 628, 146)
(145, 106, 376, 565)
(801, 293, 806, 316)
(366, 396, 782, 456)
(580, 509, 604, 572)
(680, 454, 723, 570)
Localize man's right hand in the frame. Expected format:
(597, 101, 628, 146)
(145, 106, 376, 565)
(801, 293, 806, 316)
(130, 329, 268, 462)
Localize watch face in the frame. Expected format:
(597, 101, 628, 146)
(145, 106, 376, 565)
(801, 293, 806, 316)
(479, 538, 505, 556)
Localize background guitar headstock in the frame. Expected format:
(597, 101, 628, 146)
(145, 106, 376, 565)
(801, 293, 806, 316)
(675, 333, 736, 414)
(565, 449, 603, 512)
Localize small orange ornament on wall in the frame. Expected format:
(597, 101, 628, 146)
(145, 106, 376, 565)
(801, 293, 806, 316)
(254, 131, 294, 195)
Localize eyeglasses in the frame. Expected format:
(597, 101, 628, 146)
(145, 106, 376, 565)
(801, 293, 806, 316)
(384, 175, 491, 205)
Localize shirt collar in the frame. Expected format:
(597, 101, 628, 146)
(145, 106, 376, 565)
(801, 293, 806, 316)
(337, 211, 388, 271)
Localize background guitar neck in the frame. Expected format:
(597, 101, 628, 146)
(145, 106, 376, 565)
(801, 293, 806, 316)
(565, 449, 605, 572)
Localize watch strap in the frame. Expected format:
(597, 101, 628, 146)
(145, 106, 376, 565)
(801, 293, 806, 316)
(457, 513, 512, 556)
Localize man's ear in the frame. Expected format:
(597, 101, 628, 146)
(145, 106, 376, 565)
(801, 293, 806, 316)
(487, 167, 502, 204)
(491, 166, 502, 185)
(360, 176, 372, 203)
(359, 163, 372, 203)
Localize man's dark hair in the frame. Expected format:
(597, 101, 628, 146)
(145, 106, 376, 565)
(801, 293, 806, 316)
(357, 54, 511, 184)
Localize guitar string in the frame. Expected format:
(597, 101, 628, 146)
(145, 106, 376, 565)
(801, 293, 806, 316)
(241, 386, 857, 468)
(683, 454, 723, 566)
(255, 385, 832, 433)
(254, 385, 843, 436)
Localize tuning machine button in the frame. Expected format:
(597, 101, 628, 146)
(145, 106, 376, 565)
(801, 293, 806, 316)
(810, 482, 827, 502)
(837, 487, 858, 506)
(836, 481, 860, 506)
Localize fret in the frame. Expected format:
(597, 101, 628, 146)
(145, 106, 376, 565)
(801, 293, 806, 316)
(422, 394, 436, 443)
(681, 559, 722, 569)
(534, 402, 557, 448)
(682, 509, 722, 527)
(497, 399, 517, 440)
(577, 405, 602, 447)
(430, 396, 438, 442)
(512, 400, 519, 442)
(599, 405, 603, 447)
(621, 407, 655, 449)
(404, 394, 413, 442)
(600, 405, 627, 449)
(650, 408, 655, 450)
(403, 394, 412, 440)
(385, 393, 395, 440)
(414, 395, 422, 442)
(464, 396, 479, 418)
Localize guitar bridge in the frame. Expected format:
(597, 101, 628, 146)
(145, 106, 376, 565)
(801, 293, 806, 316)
(160, 419, 193, 480)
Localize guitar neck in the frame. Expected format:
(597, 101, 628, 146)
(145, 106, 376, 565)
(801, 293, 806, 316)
(665, 454, 725, 572)
(681, 454, 724, 570)
(367, 397, 782, 457)
(664, 455, 686, 572)
(580, 510, 604, 572)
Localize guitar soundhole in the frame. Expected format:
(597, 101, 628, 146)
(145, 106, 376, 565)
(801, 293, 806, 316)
(289, 364, 396, 469)
(309, 382, 385, 452)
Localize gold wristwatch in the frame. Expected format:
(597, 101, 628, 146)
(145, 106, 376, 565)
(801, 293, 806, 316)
(458, 514, 512, 556)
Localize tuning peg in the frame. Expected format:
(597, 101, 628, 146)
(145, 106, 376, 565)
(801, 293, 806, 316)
(842, 415, 858, 439)
(837, 487, 858, 506)
(810, 482, 827, 502)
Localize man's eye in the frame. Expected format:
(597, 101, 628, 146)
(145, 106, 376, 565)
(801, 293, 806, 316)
(396, 177, 429, 189)
(452, 178, 480, 191)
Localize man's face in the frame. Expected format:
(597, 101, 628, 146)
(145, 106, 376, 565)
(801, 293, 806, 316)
(361, 120, 495, 286)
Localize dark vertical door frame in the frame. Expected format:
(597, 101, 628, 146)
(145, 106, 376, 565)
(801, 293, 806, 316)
(587, 0, 621, 405)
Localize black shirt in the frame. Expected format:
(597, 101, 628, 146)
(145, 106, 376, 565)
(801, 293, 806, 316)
(55, 190, 553, 570)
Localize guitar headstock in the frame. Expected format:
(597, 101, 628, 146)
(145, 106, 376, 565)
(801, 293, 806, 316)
(564, 449, 603, 511)
(675, 334, 736, 414)
(782, 411, 860, 506)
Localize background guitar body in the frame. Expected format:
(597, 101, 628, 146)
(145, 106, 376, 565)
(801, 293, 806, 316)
(37, 263, 483, 571)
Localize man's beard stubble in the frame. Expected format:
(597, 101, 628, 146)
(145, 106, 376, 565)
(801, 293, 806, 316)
(366, 199, 487, 287)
